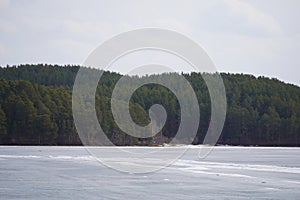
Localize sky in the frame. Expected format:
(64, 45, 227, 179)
(0, 0, 299, 85)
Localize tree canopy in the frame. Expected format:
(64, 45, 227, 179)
(0, 64, 299, 146)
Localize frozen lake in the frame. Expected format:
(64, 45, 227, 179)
(0, 146, 299, 199)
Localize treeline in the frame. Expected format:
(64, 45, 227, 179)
(0, 64, 299, 146)
(0, 77, 148, 145)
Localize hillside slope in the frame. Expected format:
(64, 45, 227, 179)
(0, 64, 299, 146)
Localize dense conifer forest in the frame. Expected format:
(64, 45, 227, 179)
(0, 64, 299, 146)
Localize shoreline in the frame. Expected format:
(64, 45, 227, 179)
(1, 145, 300, 149)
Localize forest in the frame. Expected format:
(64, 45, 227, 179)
(0, 64, 299, 146)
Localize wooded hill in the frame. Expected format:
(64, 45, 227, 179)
(0, 64, 299, 146)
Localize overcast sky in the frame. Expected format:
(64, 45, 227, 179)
(0, 0, 299, 85)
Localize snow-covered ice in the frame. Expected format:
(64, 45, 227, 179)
(0, 146, 299, 199)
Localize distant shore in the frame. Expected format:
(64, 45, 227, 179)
(1, 144, 300, 147)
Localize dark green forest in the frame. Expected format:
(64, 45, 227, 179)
(0, 64, 299, 146)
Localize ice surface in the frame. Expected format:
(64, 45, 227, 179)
(0, 146, 299, 199)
